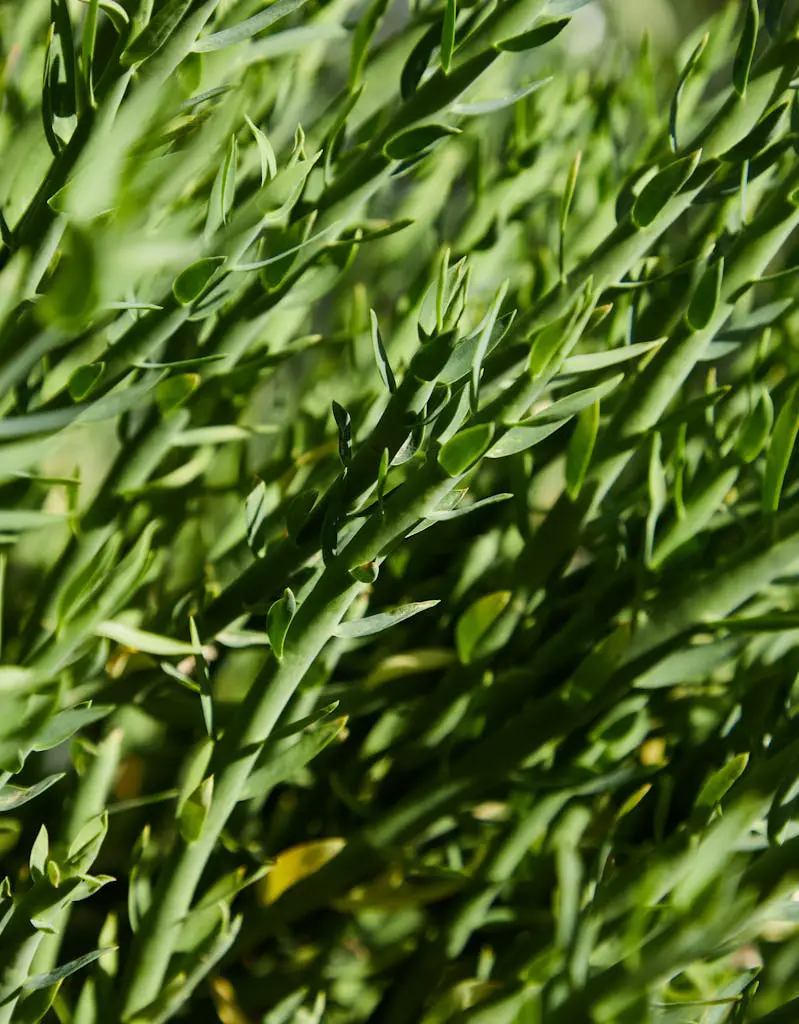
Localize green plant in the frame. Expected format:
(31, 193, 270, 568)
(3, 0, 799, 1021)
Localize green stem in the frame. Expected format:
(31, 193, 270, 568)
(30, 729, 123, 976)
(118, 456, 463, 1017)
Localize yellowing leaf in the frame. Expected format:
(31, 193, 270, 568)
(262, 838, 345, 905)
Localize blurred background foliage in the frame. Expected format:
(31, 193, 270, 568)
(2, 0, 799, 1022)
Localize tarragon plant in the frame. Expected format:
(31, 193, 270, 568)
(3, 0, 799, 1021)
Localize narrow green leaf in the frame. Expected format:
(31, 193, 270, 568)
(652, 468, 738, 567)
(392, 47, 497, 137)
(267, 588, 297, 660)
(670, 32, 709, 152)
(80, 0, 129, 33)
(565, 400, 599, 500)
(441, 0, 456, 73)
(0, 510, 67, 532)
(674, 422, 687, 520)
(471, 281, 509, 412)
(52, 0, 77, 117)
(451, 78, 550, 116)
(245, 115, 277, 186)
(369, 310, 396, 393)
(631, 150, 703, 228)
(22, 948, 116, 992)
(319, 494, 343, 561)
(241, 719, 346, 800)
(486, 418, 570, 459)
(94, 621, 198, 657)
(763, 384, 799, 512)
(41, 27, 61, 157)
(14, 982, 61, 1024)
(178, 775, 213, 843)
(497, 16, 570, 52)
(67, 812, 108, 869)
(137, 356, 225, 371)
(561, 340, 663, 374)
(440, 313, 514, 385)
(173, 258, 225, 306)
(334, 601, 440, 639)
(67, 362, 105, 402)
(332, 401, 353, 468)
(245, 480, 270, 557)
(30, 705, 112, 754)
(384, 124, 461, 160)
(155, 374, 201, 416)
(231, 221, 340, 273)
(732, 0, 758, 97)
(567, 625, 631, 705)
(39, 227, 98, 330)
(272, 704, 341, 743)
(377, 447, 389, 515)
(719, 100, 789, 164)
(189, 618, 214, 740)
(215, 628, 271, 649)
(426, 492, 512, 521)
(456, 591, 511, 664)
(121, 0, 192, 65)
(0, 774, 64, 812)
(531, 375, 623, 423)
(736, 388, 774, 463)
(696, 753, 749, 809)
(29, 825, 49, 880)
(559, 151, 581, 281)
(438, 423, 495, 475)
(81, 0, 100, 108)
(400, 22, 441, 100)
(686, 258, 724, 331)
(206, 135, 238, 236)
(192, 0, 311, 51)
(350, 561, 380, 583)
(645, 432, 666, 569)
(173, 426, 251, 446)
(350, 0, 390, 91)
(263, 992, 312, 1024)
(285, 489, 318, 540)
(554, 817, 586, 951)
(615, 784, 652, 825)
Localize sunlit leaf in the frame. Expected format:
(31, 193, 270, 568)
(263, 839, 346, 904)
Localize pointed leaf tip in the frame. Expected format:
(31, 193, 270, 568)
(732, 0, 758, 97)
(438, 423, 495, 475)
(370, 310, 396, 393)
(497, 16, 570, 52)
(334, 601, 440, 639)
(631, 150, 702, 228)
(267, 589, 297, 660)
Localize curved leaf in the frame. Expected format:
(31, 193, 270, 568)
(497, 17, 570, 52)
(192, 0, 311, 52)
(631, 150, 703, 228)
(334, 601, 440, 639)
(763, 383, 799, 512)
(384, 123, 461, 160)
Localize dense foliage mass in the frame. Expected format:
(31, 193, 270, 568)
(3, 0, 799, 1021)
